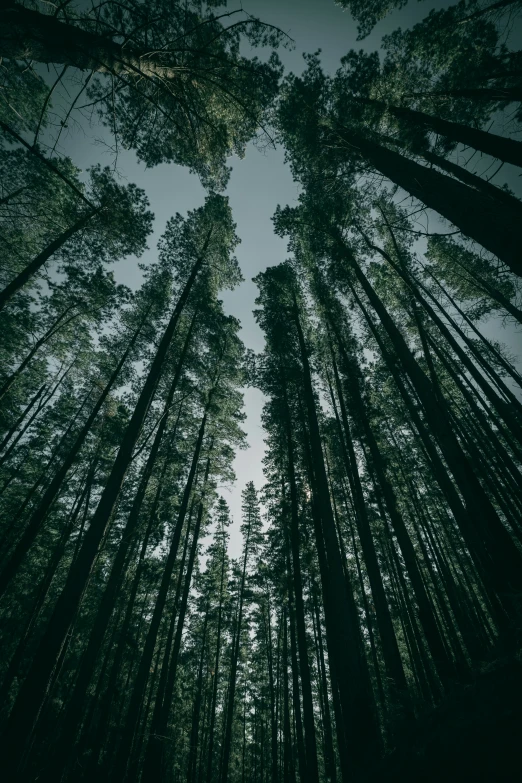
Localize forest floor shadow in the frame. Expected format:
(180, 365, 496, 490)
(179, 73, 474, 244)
(364, 658, 522, 782)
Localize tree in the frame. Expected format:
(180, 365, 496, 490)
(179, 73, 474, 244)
(0, 162, 153, 309)
(1, 192, 242, 779)
(1, 0, 285, 187)
(277, 54, 522, 276)
(220, 482, 263, 783)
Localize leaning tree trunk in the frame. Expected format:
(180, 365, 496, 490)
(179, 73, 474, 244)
(367, 98, 522, 168)
(327, 325, 455, 682)
(1, 3, 180, 79)
(329, 357, 410, 705)
(0, 382, 47, 454)
(335, 236, 522, 593)
(0, 457, 95, 707)
(0, 208, 100, 310)
(349, 284, 509, 629)
(331, 124, 522, 276)
(45, 316, 195, 781)
(0, 304, 78, 401)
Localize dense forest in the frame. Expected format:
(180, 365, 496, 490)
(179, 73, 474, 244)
(1, 0, 522, 781)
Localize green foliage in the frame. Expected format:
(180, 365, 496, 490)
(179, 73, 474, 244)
(1, 1, 522, 781)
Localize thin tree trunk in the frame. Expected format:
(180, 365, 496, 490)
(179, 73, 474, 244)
(0, 305, 79, 401)
(188, 605, 210, 783)
(0, 384, 47, 454)
(0, 209, 100, 309)
(220, 489, 254, 783)
(292, 298, 378, 775)
(141, 451, 213, 781)
(336, 241, 522, 599)
(0, 461, 93, 706)
(281, 380, 320, 783)
(327, 321, 455, 683)
(311, 588, 337, 783)
(44, 312, 195, 780)
(351, 287, 511, 632)
(205, 521, 228, 783)
(282, 610, 294, 783)
(328, 360, 409, 705)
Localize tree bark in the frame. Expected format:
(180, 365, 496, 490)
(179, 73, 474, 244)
(1, 3, 180, 80)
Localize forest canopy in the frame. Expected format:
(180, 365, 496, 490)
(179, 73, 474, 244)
(1, 1, 522, 781)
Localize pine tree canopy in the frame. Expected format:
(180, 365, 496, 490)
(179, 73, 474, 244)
(1, 2, 522, 781)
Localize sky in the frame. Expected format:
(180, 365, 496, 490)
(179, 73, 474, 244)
(41, 0, 522, 557)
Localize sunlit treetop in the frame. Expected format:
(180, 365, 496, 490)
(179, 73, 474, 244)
(2, 0, 289, 188)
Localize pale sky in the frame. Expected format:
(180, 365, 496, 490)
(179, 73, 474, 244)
(39, 0, 522, 558)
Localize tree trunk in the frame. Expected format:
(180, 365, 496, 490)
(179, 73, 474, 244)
(421, 147, 522, 212)
(220, 493, 254, 783)
(282, 610, 294, 783)
(332, 125, 522, 275)
(0, 383, 47, 455)
(336, 238, 522, 600)
(0, 460, 94, 707)
(1, 3, 180, 80)
(292, 298, 378, 774)
(350, 286, 511, 632)
(329, 357, 409, 705)
(0, 305, 78, 401)
(287, 584, 307, 783)
(311, 588, 337, 783)
(187, 604, 210, 783)
(141, 452, 213, 781)
(281, 381, 320, 783)
(370, 98, 522, 168)
(327, 322, 455, 683)
(205, 526, 228, 783)
(0, 208, 100, 310)
(46, 323, 194, 780)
